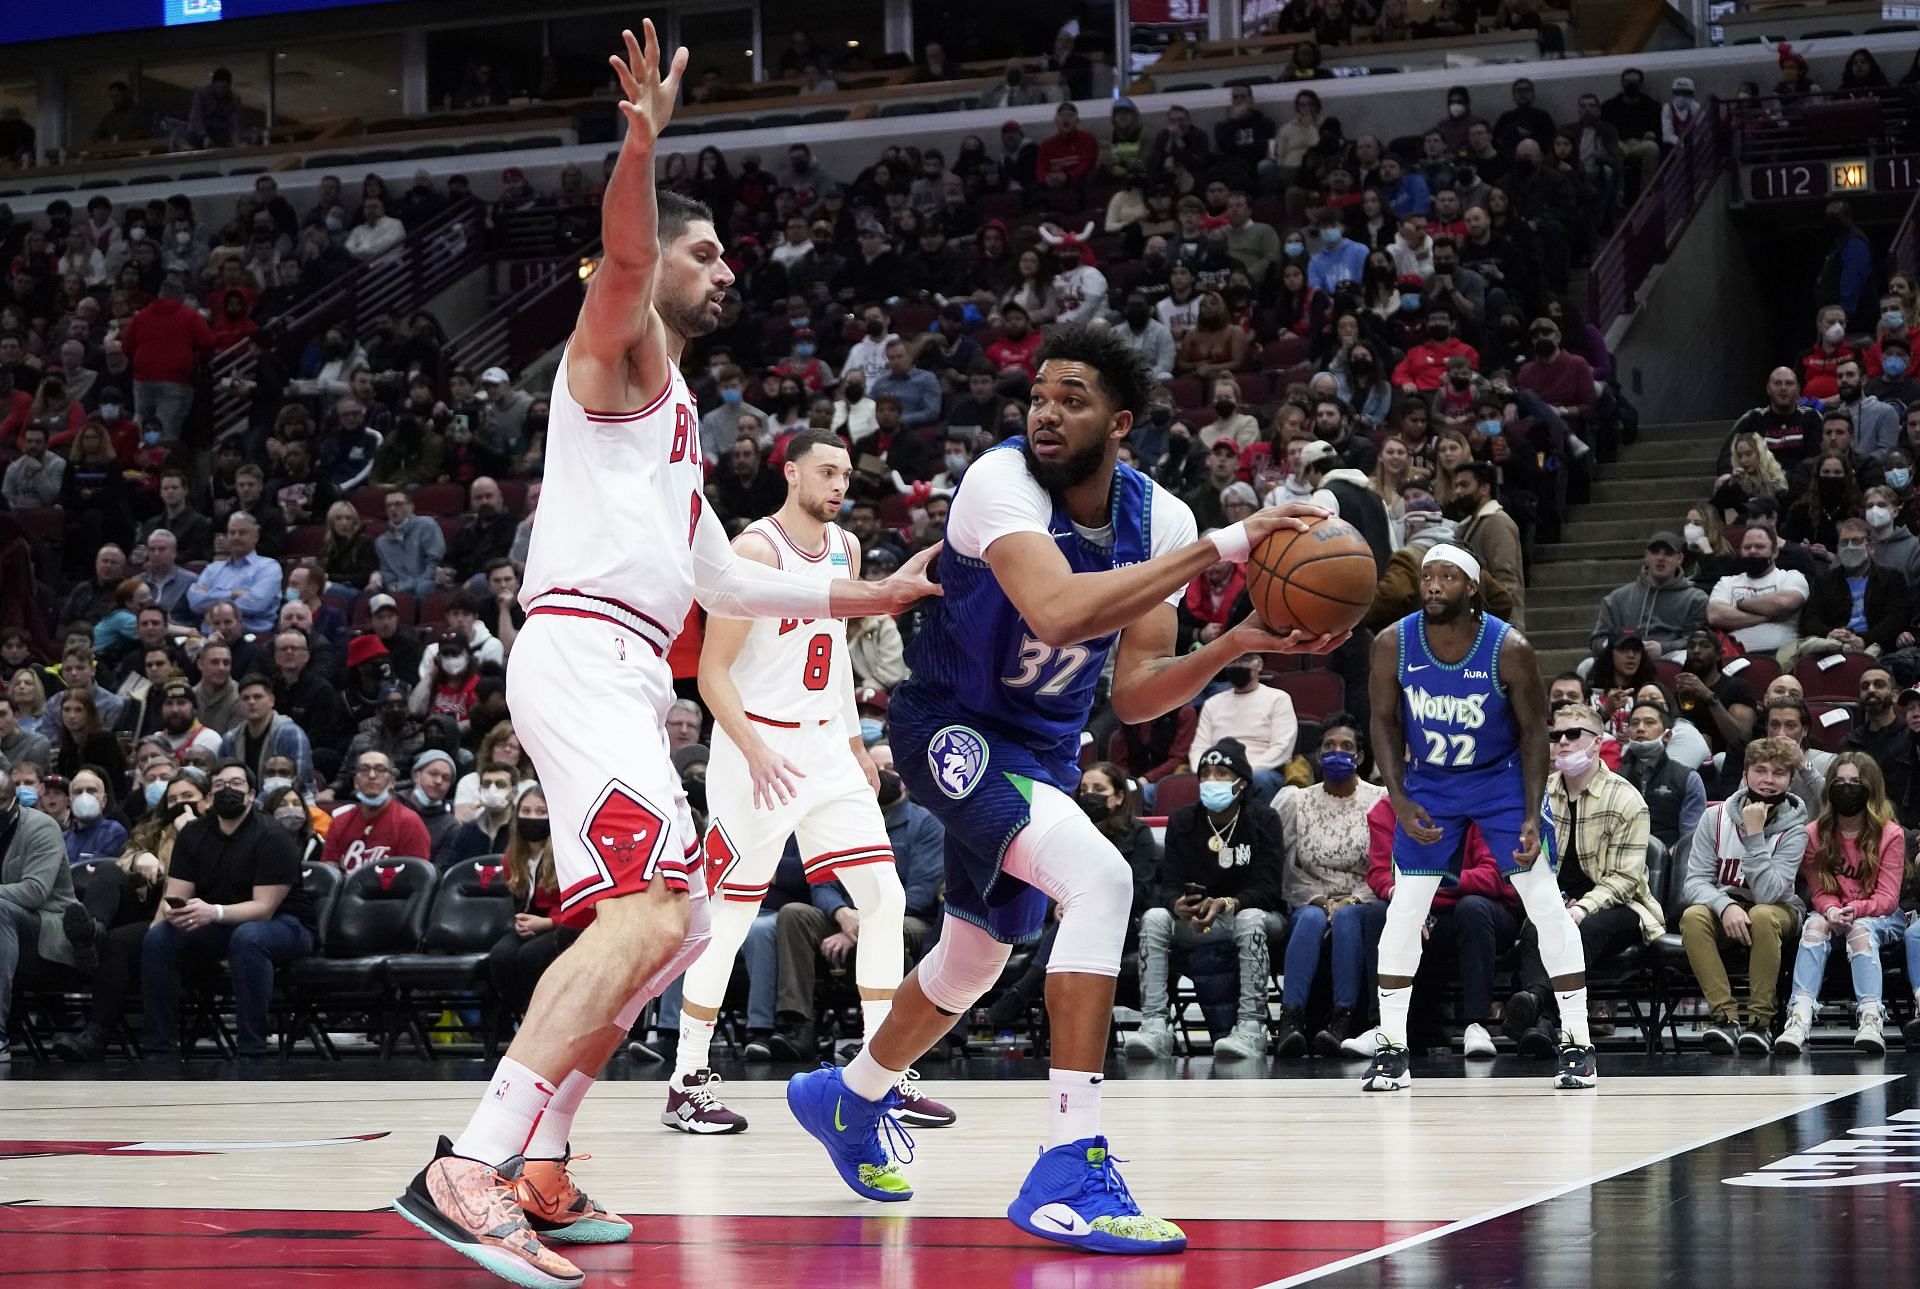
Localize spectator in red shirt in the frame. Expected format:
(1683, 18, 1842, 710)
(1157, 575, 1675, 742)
(208, 290, 258, 353)
(1799, 303, 1857, 402)
(1034, 102, 1099, 190)
(322, 747, 434, 873)
(1392, 307, 1478, 393)
(1516, 317, 1598, 422)
(986, 303, 1043, 380)
(120, 279, 216, 443)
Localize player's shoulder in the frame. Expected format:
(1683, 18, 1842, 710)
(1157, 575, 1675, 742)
(1135, 465, 1197, 551)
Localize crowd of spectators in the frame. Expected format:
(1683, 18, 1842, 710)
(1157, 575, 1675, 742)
(5, 43, 1920, 1065)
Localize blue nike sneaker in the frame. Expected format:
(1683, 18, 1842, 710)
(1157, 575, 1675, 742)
(1007, 1136, 1187, 1255)
(785, 1063, 915, 1202)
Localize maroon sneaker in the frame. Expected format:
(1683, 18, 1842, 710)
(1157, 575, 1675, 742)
(660, 1069, 749, 1134)
(891, 1069, 957, 1128)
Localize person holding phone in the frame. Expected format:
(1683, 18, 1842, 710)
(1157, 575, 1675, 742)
(138, 760, 316, 1058)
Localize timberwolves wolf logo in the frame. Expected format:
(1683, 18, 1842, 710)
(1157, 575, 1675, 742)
(928, 725, 989, 800)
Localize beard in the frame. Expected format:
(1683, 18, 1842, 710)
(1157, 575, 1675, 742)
(803, 491, 842, 523)
(658, 290, 721, 340)
(1023, 435, 1107, 494)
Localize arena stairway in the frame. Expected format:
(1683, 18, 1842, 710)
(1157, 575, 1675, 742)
(1526, 419, 1728, 676)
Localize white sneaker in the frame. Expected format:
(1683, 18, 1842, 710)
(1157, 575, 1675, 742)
(1212, 1020, 1269, 1061)
(1462, 1023, 1497, 1059)
(1125, 1015, 1174, 1059)
(1774, 1006, 1813, 1057)
(1341, 1025, 1383, 1058)
(1855, 1004, 1887, 1056)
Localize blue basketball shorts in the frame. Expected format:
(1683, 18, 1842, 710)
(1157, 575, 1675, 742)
(1394, 756, 1558, 882)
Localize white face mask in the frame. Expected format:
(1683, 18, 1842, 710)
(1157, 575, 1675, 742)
(1825, 322, 1846, 344)
(1683, 522, 1705, 544)
(440, 654, 468, 676)
(71, 793, 103, 822)
(479, 785, 511, 810)
(1867, 504, 1894, 530)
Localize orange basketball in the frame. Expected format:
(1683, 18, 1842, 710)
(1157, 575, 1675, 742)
(1244, 517, 1378, 638)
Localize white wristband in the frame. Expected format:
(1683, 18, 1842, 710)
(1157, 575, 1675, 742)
(214, 904, 224, 923)
(1209, 521, 1253, 564)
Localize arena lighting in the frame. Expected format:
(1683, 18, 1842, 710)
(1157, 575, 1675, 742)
(578, 256, 599, 282)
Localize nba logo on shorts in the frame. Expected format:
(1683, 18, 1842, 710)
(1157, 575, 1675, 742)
(928, 725, 989, 800)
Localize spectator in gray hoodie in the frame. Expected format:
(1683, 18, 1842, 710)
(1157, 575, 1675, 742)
(1680, 736, 1807, 1056)
(0, 752, 77, 1059)
(374, 488, 446, 596)
(1589, 531, 1708, 660)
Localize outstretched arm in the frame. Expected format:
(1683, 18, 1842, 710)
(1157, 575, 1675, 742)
(570, 22, 687, 414)
(691, 503, 938, 621)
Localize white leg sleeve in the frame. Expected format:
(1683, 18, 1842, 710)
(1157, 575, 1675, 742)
(1377, 871, 1443, 978)
(615, 891, 713, 1030)
(679, 893, 762, 1013)
(916, 915, 1013, 1015)
(1511, 861, 1585, 979)
(1001, 781, 1133, 978)
(839, 861, 907, 994)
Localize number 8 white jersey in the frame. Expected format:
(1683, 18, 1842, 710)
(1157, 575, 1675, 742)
(728, 517, 856, 731)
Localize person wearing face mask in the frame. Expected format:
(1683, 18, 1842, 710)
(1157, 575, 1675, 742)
(1198, 377, 1260, 449)
(1680, 738, 1808, 1053)
(1391, 306, 1478, 394)
(141, 760, 315, 1058)
(410, 632, 481, 730)
(1773, 752, 1907, 1057)
(1129, 740, 1287, 1061)
(0, 751, 80, 1062)
(321, 750, 432, 874)
(1799, 305, 1859, 403)
(1707, 526, 1810, 656)
(1189, 654, 1297, 806)
(1860, 484, 1920, 584)
(1272, 716, 1386, 1058)
(1793, 517, 1912, 669)
(484, 784, 585, 1018)
(61, 767, 128, 867)
(403, 748, 464, 868)
(1613, 701, 1706, 850)
(451, 762, 521, 862)
(1500, 703, 1665, 1060)
(1116, 293, 1176, 384)
(1308, 208, 1368, 294)
(335, 681, 427, 800)
(1868, 335, 1920, 408)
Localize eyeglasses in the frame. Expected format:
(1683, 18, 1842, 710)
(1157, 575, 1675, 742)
(1547, 728, 1594, 744)
(356, 765, 394, 779)
(210, 779, 249, 792)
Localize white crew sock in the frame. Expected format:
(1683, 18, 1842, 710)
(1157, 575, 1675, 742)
(1048, 1068, 1104, 1148)
(861, 998, 893, 1043)
(1556, 988, 1592, 1047)
(843, 1046, 904, 1102)
(1378, 985, 1413, 1049)
(675, 1014, 717, 1082)
(453, 1057, 556, 1166)
(525, 1069, 592, 1160)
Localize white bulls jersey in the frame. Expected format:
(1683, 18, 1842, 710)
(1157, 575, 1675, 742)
(729, 516, 855, 729)
(519, 344, 706, 658)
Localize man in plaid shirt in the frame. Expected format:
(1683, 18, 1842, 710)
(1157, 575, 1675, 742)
(1504, 701, 1665, 1056)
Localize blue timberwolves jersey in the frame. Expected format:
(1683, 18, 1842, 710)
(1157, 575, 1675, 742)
(901, 438, 1160, 771)
(1396, 610, 1519, 777)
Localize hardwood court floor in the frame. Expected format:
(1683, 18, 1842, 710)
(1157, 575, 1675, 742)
(0, 1065, 1900, 1287)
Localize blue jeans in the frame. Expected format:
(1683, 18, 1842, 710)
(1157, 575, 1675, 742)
(1790, 912, 1905, 1006)
(1250, 768, 1285, 808)
(141, 914, 313, 1054)
(656, 911, 778, 1033)
(133, 380, 194, 441)
(1281, 900, 1375, 1011)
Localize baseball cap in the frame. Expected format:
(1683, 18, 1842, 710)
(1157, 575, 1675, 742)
(855, 686, 890, 714)
(41, 774, 69, 795)
(377, 681, 408, 703)
(346, 634, 389, 669)
(366, 592, 399, 614)
(1901, 687, 1920, 706)
(1113, 96, 1136, 111)
(160, 680, 195, 704)
(1610, 630, 1646, 651)
(1299, 440, 1341, 471)
(479, 366, 511, 386)
(1209, 438, 1240, 457)
(1645, 530, 1683, 553)
(1672, 75, 1696, 93)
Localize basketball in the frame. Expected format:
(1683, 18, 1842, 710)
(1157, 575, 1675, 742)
(1244, 517, 1378, 637)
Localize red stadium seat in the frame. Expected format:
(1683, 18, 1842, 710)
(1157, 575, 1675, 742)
(435, 516, 460, 547)
(1807, 701, 1856, 752)
(419, 591, 453, 626)
(1154, 774, 1200, 815)
(498, 479, 529, 515)
(412, 483, 468, 517)
(284, 525, 327, 558)
(1795, 652, 1874, 701)
(878, 494, 913, 526)
(1652, 657, 1681, 689)
(1270, 670, 1345, 722)
(1166, 376, 1204, 409)
(1719, 653, 1779, 697)
(15, 505, 64, 545)
(350, 485, 389, 520)
(890, 302, 938, 337)
(1261, 333, 1309, 369)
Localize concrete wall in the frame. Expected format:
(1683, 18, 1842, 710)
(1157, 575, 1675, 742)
(1610, 172, 1769, 423)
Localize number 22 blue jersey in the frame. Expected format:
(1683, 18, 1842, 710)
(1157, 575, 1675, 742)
(1397, 609, 1519, 782)
(899, 437, 1157, 779)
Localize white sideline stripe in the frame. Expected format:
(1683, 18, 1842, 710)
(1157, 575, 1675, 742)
(1254, 1073, 1899, 1289)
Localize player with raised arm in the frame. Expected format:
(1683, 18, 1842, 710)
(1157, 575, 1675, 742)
(1363, 545, 1597, 1094)
(390, 25, 938, 1289)
(785, 323, 1344, 1255)
(663, 428, 954, 1135)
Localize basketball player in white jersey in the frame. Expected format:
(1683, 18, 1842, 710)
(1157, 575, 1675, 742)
(664, 428, 955, 1134)
(392, 25, 937, 1288)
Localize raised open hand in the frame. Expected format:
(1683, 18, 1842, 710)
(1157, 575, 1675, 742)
(609, 20, 688, 153)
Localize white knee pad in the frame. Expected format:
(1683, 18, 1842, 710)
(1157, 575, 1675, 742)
(916, 916, 1013, 1014)
(1378, 871, 1442, 978)
(615, 893, 713, 1030)
(838, 861, 907, 993)
(1002, 782, 1132, 977)
(1511, 863, 1584, 978)
(680, 894, 762, 1011)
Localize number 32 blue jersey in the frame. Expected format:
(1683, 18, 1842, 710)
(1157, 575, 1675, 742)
(900, 438, 1161, 778)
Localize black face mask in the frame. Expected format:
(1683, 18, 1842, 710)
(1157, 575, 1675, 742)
(1448, 373, 1471, 389)
(683, 780, 707, 814)
(1350, 357, 1374, 375)
(1746, 786, 1787, 808)
(865, 320, 886, 338)
(517, 817, 551, 842)
(876, 770, 904, 808)
(1149, 406, 1172, 427)
(1428, 323, 1451, 342)
(1533, 337, 1556, 357)
(1076, 792, 1113, 824)
(1828, 781, 1870, 816)
(211, 787, 249, 820)
(381, 707, 408, 730)
(1740, 555, 1773, 578)
(1125, 307, 1149, 327)
(1222, 666, 1253, 688)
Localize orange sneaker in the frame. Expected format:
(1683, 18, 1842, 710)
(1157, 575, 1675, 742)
(394, 1136, 584, 1288)
(515, 1151, 633, 1245)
